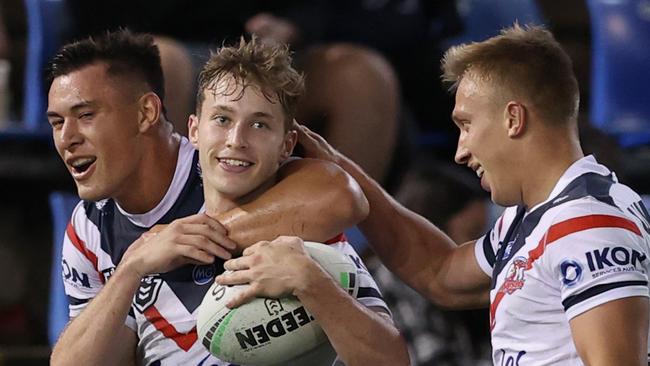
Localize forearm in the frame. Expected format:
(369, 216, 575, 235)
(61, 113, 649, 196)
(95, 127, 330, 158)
(51, 265, 141, 366)
(217, 158, 368, 248)
(295, 266, 409, 366)
(338, 157, 490, 307)
(338, 157, 454, 287)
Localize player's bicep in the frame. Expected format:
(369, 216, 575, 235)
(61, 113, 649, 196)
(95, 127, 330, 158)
(570, 296, 648, 365)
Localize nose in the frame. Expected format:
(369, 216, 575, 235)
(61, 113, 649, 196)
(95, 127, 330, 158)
(58, 119, 83, 150)
(454, 132, 470, 165)
(226, 122, 249, 149)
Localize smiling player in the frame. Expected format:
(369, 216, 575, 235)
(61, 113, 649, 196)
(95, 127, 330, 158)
(47, 30, 371, 366)
(296, 24, 650, 365)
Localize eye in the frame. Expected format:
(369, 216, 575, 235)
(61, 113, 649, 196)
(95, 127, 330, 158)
(49, 118, 64, 129)
(251, 121, 268, 129)
(214, 115, 229, 124)
(79, 111, 94, 120)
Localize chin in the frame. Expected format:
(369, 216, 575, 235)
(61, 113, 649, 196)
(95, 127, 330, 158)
(76, 186, 107, 202)
(491, 191, 521, 208)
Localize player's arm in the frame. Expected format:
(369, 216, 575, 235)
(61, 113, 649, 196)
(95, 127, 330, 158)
(51, 267, 140, 366)
(51, 211, 141, 365)
(570, 297, 648, 366)
(218, 236, 410, 366)
(296, 124, 490, 308)
(52, 214, 235, 366)
(216, 157, 369, 248)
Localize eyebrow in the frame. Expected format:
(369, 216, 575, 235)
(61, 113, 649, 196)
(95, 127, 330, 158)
(46, 101, 97, 118)
(250, 111, 274, 119)
(211, 105, 235, 113)
(209, 105, 275, 119)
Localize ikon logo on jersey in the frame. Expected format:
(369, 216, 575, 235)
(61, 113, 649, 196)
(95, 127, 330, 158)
(585, 247, 647, 279)
(62, 259, 90, 288)
(560, 259, 583, 286)
(585, 247, 647, 271)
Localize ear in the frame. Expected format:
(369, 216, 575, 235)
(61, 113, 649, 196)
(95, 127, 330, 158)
(188, 114, 200, 148)
(280, 129, 298, 160)
(137, 92, 162, 133)
(504, 101, 526, 138)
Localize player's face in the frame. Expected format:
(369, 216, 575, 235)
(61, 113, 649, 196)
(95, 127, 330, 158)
(189, 77, 296, 203)
(452, 76, 518, 206)
(48, 63, 145, 202)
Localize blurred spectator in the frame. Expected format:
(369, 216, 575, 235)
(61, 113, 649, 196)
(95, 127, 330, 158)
(368, 159, 492, 365)
(0, 0, 26, 121)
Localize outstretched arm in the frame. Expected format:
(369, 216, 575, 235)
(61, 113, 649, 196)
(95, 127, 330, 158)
(217, 236, 410, 366)
(296, 124, 490, 308)
(216, 158, 369, 249)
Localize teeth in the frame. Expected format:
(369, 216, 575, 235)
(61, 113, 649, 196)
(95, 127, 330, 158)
(71, 157, 95, 168)
(220, 158, 251, 167)
(476, 167, 484, 178)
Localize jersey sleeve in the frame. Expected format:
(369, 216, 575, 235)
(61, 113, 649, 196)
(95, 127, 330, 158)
(328, 241, 390, 314)
(540, 202, 650, 320)
(61, 203, 104, 317)
(474, 206, 518, 276)
(61, 203, 137, 330)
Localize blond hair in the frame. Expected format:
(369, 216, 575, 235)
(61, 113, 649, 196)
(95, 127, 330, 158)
(196, 37, 305, 130)
(441, 24, 579, 124)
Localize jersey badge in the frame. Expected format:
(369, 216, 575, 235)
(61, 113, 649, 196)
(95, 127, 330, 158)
(134, 276, 164, 313)
(503, 256, 527, 294)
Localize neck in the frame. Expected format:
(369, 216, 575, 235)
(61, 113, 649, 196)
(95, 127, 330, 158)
(520, 127, 584, 209)
(204, 175, 277, 217)
(115, 122, 181, 214)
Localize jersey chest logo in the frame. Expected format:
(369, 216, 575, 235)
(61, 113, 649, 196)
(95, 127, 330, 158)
(134, 276, 164, 313)
(502, 256, 528, 294)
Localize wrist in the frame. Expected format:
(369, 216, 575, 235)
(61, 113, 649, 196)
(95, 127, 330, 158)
(292, 258, 331, 299)
(117, 255, 146, 282)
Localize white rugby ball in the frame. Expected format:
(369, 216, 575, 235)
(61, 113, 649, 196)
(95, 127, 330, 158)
(197, 241, 359, 366)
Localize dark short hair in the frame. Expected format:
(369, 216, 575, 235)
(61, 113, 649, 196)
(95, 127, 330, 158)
(46, 29, 165, 102)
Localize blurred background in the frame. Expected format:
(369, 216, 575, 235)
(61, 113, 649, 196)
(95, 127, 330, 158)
(0, 0, 648, 365)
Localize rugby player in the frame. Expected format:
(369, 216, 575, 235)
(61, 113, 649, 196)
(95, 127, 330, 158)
(297, 24, 650, 365)
(47, 30, 370, 366)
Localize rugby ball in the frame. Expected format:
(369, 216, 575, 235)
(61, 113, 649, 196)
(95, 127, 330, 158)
(197, 241, 359, 366)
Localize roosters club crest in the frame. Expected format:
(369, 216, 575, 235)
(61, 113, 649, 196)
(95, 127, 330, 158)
(503, 256, 528, 294)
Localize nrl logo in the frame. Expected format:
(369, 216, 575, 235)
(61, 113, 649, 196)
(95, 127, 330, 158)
(133, 276, 163, 313)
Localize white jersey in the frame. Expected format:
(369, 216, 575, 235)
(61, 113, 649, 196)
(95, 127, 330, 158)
(61, 137, 389, 366)
(474, 156, 650, 365)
